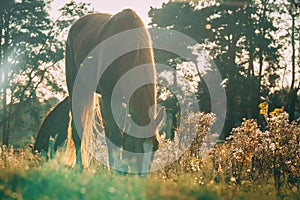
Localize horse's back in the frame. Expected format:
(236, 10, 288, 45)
(67, 9, 146, 69)
(67, 13, 112, 67)
(65, 10, 149, 94)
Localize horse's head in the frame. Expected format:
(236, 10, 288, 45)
(122, 106, 165, 175)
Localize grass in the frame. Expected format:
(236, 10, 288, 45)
(0, 162, 218, 200)
(1, 111, 299, 199)
(0, 158, 298, 200)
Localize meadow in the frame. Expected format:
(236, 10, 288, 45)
(0, 111, 299, 200)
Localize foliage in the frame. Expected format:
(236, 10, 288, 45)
(6, 98, 60, 148)
(0, 145, 43, 169)
(148, 1, 299, 139)
(152, 109, 299, 197)
(154, 112, 217, 178)
(0, 0, 93, 145)
(212, 113, 300, 196)
(1, 0, 64, 101)
(0, 0, 63, 145)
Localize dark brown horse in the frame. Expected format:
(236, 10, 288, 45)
(33, 97, 69, 158)
(65, 9, 164, 174)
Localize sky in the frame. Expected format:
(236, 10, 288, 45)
(49, 0, 168, 25)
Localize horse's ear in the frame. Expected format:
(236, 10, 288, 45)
(155, 107, 165, 128)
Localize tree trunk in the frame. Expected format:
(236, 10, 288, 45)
(0, 13, 3, 145)
(221, 35, 238, 139)
(288, 88, 298, 121)
(288, 13, 297, 122)
(2, 86, 8, 145)
(1, 11, 10, 145)
(253, 0, 268, 120)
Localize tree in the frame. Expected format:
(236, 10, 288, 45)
(286, 1, 300, 121)
(0, 0, 93, 145)
(0, 0, 54, 145)
(149, 0, 282, 139)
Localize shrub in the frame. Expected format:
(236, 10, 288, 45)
(0, 145, 43, 169)
(212, 112, 299, 192)
(153, 112, 217, 180)
(153, 109, 299, 195)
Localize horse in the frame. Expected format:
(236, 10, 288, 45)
(33, 97, 69, 158)
(64, 9, 164, 174)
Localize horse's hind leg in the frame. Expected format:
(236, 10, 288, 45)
(100, 98, 123, 172)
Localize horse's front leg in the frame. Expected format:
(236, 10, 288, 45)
(106, 136, 122, 171)
(101, 98, 124, 173)
(123, 136, 156, 175)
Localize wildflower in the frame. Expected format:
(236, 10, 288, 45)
(259, 102, 268, 118)
(270, 106, 284, 116)
(270, 143, 276, 151)
(230, 177, 236, 183)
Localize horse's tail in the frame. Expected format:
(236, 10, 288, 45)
(63, 92, 96, 168)
(80, 92, 96, 168)
(64, 111, 76, 167)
